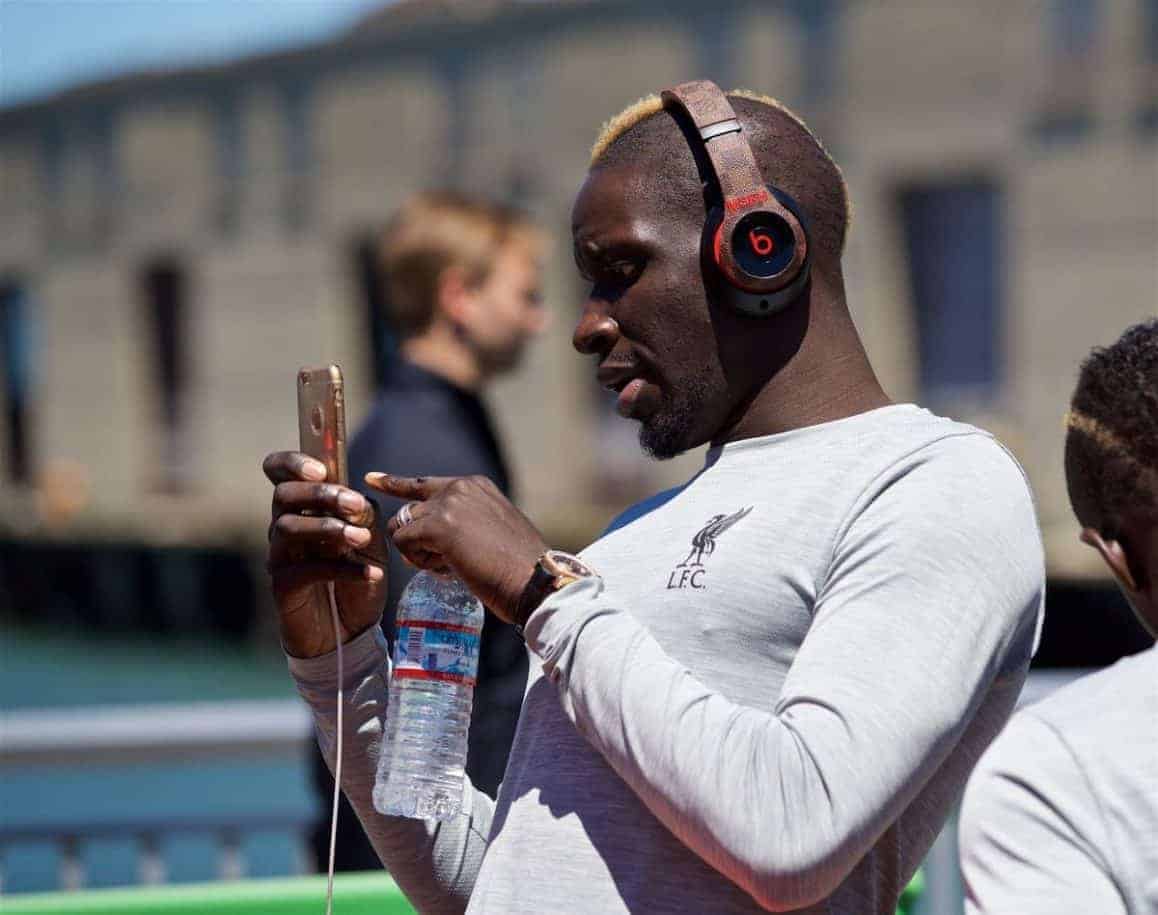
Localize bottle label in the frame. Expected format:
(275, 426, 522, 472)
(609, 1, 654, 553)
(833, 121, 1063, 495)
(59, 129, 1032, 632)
(394, 621, 480, 686)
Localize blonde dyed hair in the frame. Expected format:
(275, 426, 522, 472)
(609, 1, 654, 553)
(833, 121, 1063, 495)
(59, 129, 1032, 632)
(1066, 409, 1158, 490)
(381, 191, 540, 337)
(589, 89, 852, 248)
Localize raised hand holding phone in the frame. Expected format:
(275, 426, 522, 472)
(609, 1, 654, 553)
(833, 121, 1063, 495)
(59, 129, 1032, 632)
(263, 365, 387, 659)
(264, 364, 389, 915)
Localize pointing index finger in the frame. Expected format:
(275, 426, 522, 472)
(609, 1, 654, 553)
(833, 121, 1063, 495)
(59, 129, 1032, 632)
(364, 473, 452, 501)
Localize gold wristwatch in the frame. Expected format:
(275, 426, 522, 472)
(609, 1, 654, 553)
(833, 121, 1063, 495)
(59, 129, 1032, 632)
(514, 549, 597, 634)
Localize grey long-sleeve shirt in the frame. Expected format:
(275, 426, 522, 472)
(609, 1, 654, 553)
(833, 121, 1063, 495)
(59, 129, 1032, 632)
(959, 644, 1158, 914)
(290, 404, 1045, 914)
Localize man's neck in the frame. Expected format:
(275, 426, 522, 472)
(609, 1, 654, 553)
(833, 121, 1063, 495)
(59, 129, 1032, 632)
(716, 283, 892, 443)
(400, 331, 483, 392)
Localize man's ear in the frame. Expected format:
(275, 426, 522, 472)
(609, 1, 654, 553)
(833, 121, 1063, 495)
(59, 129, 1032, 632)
(1080, 527, 1140, 594)
(436, 266, 475, 327)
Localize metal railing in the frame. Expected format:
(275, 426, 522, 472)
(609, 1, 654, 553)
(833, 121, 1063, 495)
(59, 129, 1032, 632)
(0, 813, 312, 894)
(1, 672, 1088, 901)
(0, 699, 313, 894)
(0, 699, 311, 768)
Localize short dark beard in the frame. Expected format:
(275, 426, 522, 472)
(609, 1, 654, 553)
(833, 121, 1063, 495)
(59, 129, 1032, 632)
(638, 368, 714, 460)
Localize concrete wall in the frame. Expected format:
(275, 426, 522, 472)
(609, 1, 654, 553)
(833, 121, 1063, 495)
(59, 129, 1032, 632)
(0, 0, 1154, 574)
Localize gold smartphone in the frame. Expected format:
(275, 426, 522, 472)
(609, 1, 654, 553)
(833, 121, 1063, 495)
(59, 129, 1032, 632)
(297, 364, 348, 486)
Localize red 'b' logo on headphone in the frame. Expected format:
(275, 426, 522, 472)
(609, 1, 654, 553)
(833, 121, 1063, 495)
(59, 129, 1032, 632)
(748, 229, 775, 257)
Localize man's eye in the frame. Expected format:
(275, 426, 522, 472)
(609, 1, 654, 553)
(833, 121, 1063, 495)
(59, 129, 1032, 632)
(605, 260, 640, 283)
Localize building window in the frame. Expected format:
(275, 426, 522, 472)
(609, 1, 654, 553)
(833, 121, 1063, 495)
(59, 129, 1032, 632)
(0, 277, 35, 484)
(1145, 0, 1158, 61)
(1033, 0, 1100, 142)
(139, 257, 193, 492)
(1138, 103, 1158, 136)
(1053, 0, 1099, 56)
(350, 232, 395, 392)
(689, 6, 734, 88)
(40, 122, 65, 251)
(1138, 0, 1158, 136)
(213, 96, 244, 238)
(796, 0, 839, 110)
(90, 111, 119, 248)
(897, 179, 1004, 408)
(281, 83, 313, 234)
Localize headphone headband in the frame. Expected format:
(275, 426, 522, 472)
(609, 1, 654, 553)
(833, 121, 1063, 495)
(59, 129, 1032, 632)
(660, 81, 768, 208)
(659, 80, 810, 310)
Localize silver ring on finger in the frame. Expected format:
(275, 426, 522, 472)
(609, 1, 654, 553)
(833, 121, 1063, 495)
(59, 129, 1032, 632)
(396, 501, 417, 528)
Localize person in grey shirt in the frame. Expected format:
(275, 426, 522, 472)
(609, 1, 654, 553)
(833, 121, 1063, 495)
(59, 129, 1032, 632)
(264, 83, 1044, 914)
(960, 319, 1158, 914)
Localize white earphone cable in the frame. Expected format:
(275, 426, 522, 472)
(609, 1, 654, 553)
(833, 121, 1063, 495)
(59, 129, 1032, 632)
(324, 581, 343, 915)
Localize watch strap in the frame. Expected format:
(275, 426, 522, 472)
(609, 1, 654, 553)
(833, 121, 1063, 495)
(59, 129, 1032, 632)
(514, 560, 556, 632)
(513, 550, 594, 635)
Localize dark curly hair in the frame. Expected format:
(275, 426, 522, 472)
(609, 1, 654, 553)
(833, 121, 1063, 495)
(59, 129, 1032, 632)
(1065, 319, 1158, 535)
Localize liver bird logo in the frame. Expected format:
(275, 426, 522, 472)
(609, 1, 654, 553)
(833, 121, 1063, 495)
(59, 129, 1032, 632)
(678, 506, 753, 568)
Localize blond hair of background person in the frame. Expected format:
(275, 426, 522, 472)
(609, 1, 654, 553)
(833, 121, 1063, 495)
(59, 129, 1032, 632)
(959, 319, 1158, 915)
(308, 190, 547, 872)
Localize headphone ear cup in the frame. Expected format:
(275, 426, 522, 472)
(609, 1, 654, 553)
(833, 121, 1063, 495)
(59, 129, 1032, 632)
(702, 197, 811, 318)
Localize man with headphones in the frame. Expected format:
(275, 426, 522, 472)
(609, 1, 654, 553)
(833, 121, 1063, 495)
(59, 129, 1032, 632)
(264, 81, 1044, 914)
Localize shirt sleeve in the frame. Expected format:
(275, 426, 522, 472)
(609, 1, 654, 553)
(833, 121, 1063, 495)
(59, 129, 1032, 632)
(523, 435, 1044, 911)
(288, 627, 494, 914)
(959, 711, 1125, 915)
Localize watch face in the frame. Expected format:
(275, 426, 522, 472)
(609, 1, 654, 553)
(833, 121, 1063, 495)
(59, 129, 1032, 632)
(543, 550, 594, 580)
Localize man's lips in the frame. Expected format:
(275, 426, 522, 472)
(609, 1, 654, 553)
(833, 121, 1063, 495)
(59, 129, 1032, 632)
(596, 361, 661, 418)
(615, 378, 651, 418)
(596, 362, 645, 393)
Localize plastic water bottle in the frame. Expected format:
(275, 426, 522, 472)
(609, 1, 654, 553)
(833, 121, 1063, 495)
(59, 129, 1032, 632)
(373, 571, 484, 821)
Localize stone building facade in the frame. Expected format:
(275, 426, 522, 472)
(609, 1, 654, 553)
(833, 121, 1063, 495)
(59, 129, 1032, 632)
(0, 0, 1154, 589)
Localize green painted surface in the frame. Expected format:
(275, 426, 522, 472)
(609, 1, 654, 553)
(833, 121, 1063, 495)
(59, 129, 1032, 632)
(897, 868, 925, 915)
(4, 869, 922, 914)
(1, 872, 415, 914)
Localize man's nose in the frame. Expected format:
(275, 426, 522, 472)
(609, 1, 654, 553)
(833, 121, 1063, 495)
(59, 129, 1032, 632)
(572, 305, 620, 355)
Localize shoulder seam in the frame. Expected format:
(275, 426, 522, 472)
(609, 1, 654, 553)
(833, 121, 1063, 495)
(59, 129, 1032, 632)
(819, 429, 1019, 599)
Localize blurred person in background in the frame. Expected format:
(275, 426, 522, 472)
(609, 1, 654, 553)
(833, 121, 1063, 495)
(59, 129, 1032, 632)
(310, 191, 547, 871)
(960, 319, 1158, 915)
(265, 83, 1043, 913)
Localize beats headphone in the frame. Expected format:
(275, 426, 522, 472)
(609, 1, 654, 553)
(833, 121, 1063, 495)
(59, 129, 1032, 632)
(660, 80, 811, 317)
